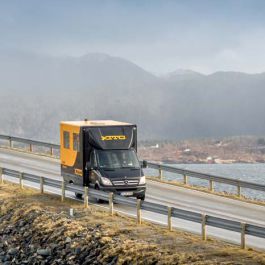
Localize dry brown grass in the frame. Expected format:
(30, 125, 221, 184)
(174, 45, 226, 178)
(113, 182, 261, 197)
(0, 182, 265, 264)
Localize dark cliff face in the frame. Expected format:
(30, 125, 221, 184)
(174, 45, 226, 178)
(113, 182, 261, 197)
(0, 52, 265, 141)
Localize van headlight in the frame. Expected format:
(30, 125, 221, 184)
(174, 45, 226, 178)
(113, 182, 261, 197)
(101, 177, 112, 186)
(139, 176, 146, 185)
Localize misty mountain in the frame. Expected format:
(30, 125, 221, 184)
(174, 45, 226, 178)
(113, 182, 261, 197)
(162, 69, 204, 81)
(0, 51, 264, 142)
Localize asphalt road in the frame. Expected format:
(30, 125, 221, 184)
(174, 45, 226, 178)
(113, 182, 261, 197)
(1, 147, 265, 249)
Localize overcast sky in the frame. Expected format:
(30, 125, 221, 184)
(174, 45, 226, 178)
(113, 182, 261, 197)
(1, 0, 265, 74)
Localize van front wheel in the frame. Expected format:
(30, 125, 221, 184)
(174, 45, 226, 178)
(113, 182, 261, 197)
(75, 193, 83, 199)
(69, 181, 83, 199)
(137, 195, 145, 201)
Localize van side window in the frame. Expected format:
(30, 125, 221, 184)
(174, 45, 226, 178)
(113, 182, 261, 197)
(73, 133, 80, 151)
(63, 131, 70, 149)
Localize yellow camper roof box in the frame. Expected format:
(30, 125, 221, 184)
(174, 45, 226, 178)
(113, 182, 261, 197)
(60, 120, 133, 127)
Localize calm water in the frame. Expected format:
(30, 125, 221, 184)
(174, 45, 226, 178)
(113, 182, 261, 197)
(144, 163, 265, 201)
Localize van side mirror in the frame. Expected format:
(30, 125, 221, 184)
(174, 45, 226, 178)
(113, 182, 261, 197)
(142, 160, 147, 168)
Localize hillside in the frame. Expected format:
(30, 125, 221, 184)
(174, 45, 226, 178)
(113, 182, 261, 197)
(1, 183, 265, 264)
(139, 136, 265, 163)
(0, 52, 265, 141)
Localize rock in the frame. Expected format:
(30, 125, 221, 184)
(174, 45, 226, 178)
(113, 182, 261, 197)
(68, 255, 75, 261)
(108, 256, 118, 265)
(37, 248, 51, 256)
(28, 244, 35, 252)
(14, 258, 20, 264)
(94, 232, 101, 238)
(27, 256, 34, 263)
(7, 248, 18, 255)
(75, 247, 81, 255)
(23, 231, 30, 238)
(65, 237, 72, 243)
(18, 221, 25, 227)
(4, 255, 11, 261)
(49, 243, 58, 251)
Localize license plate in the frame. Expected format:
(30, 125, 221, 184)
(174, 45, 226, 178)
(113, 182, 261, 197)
(121, 192, 133, 196)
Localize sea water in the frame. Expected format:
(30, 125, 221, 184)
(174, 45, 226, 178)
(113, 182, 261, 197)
(144, 163, 265, 201)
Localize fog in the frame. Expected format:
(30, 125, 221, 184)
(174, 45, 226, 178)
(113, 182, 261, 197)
(0, 52, 265, 142)
(1, 1, 265, 142)
(1, 1, 265, 74)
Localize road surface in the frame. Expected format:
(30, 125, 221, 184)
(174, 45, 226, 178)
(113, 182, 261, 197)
(1, 147, 265, 249)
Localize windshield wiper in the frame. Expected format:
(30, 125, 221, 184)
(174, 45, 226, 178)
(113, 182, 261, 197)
(121, 166, 140, 170)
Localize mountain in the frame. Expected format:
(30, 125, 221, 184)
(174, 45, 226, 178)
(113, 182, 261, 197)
(162, 69, 204, 81)
(0, 52, 164, 141)
(0, 51, 264, 142)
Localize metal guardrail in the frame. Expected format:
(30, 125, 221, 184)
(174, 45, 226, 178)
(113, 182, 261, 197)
(0, 134, 60, 156)
(0, 166, 265, 249)
(0, 134, 265, 199)
(146, 161, 265, 197)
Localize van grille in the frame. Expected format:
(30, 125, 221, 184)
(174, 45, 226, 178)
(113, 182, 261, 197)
(112, 179, 139, 186)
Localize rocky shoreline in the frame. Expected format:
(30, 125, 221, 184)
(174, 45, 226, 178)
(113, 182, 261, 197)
(1, 183, 265, 265)
(139, 136, 265, 164)
(0, 209, 119, 265)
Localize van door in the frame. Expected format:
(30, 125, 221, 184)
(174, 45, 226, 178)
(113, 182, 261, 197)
(89, 150, 98, 187)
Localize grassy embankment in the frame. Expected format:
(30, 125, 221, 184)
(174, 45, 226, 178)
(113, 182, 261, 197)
(0, 182, 265, 264)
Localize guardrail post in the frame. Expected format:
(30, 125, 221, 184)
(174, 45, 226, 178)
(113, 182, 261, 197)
(241, 222, 246, 249)
(237, 184, 241, 197)
(0, 167, 3, 185)
(168, 206, 172, 231)
(69, 208, 74, 217)
(29, 144, 33, 152)
(19, 172, 24, 189)
(201, 214, 207, 241)
(183, 174, 188, 185)
(84, 186, 89, 208)
(209, 180, 214, 192)
(137, 199, 142, 225)
(40, 177, 44, 194)
(9, 139, 12, 148)
(61, 181, 65, 202)
(50, 147, 53, 156)
(109, 192, 114, 216)
(159, 167, 163, 180)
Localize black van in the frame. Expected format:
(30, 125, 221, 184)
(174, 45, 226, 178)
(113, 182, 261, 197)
(60, 120, 146, 200)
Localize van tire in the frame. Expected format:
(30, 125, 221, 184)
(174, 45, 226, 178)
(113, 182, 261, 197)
(69, 181, 83, 199)
(75, 193, 83, 199)
(137, 195, 145, 201)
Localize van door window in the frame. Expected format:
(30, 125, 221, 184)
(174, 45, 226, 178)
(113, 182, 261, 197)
(73, 133, 80, 151)
(63, 131, 70, 149)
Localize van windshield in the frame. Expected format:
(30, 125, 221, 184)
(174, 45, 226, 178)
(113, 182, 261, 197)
(95, 149, 140, 170)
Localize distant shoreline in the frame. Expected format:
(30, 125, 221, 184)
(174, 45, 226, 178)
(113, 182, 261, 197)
(139, 136, 265, 165)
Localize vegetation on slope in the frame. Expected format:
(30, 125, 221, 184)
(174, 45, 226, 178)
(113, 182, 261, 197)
(0, 183, 265, 264)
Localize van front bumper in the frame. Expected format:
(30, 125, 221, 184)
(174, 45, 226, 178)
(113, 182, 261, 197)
(99, 184, 146, 197)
